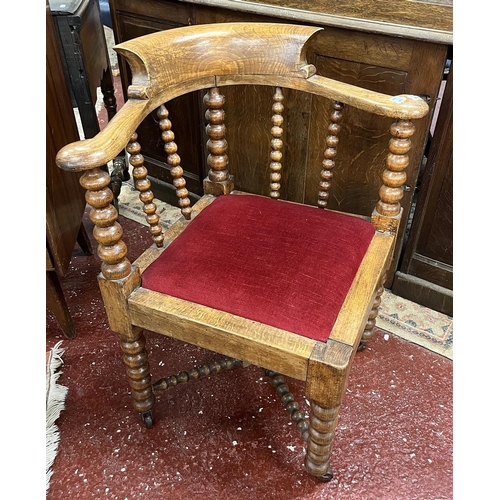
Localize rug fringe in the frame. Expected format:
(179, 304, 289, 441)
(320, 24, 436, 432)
(46, 341, 69, 493)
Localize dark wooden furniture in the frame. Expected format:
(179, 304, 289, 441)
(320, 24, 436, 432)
(49, 0, 117, 138)
(49, 0, 128, 200)
(107, 0, 452, 289)
(56, 23, 429, 481)
(46, 1, 93, 339)
(392, 62, 453, 316)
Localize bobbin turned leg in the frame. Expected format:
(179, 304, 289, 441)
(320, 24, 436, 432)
(263, 370, 310, 442)
(80, 166, 154, 427)
(305, 340, 353, 481)
(305, 401, 338, 481)
(119, 329, 155, 428)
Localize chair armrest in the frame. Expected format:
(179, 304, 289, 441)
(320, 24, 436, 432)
(306, 74, 429, 119)
(55, 99, 152, 172)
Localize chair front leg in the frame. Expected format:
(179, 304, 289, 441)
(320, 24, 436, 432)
(304, 401, 338, 481)
(80, 166, 154, 426)
(305, 340, 353, 481)
(118, 329, 155, 428)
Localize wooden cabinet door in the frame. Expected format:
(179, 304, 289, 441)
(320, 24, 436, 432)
(392, 63, 453, 315)
(110, 0, 205, 202)
(46, 1, 86, 275)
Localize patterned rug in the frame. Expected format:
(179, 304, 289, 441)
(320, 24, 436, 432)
(46, 341, 69, 492)
(377, 289, 453, 359)
(117, 180, 453, 360)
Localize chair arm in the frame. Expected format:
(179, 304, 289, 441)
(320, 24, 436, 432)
(215, 73, 429, 120)
(306, 74, 429, 120)
(55, 99, 153, 172)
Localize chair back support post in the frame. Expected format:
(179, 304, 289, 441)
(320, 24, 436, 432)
(127, 132, 166, 244)
(371, 119, 416, 233)
(80, 168, 132, 280)
(269, 86, 285, 199)
(157, 105, 193, 220)
(317, 101, 344, 208)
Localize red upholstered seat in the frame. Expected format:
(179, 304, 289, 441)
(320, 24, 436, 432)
(140, 194, 375, 342)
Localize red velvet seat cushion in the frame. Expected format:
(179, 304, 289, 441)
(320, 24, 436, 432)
(140, 194, 375, 342)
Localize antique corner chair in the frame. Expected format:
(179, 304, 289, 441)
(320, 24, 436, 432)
(56, 23, 428, 481)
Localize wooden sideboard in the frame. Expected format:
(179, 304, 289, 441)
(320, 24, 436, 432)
(108, 0, 453, 312)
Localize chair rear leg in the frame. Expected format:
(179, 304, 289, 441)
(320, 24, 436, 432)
(118, 330, 155, 428)
(358, 280, 385, 351)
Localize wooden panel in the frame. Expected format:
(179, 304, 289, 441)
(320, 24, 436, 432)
(182, 0, 452, 43)
(414, 72, 453, 266)
(79, 0, 109, 107)
(111, 1, 205, 202)
(392, 63, 453, 315)
(112, 0, 193, 25)
(46, 2, 86, 275)
(236, 0, 453, 32)
(392, 272, 452, 316)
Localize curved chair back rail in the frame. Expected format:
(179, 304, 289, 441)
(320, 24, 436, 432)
(56, 22, 428, 172)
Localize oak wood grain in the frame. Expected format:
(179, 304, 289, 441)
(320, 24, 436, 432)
(329, 232, 394, 347)
(57, 23, 428, 174)
(184, 0, 452, 42)
(128, 288, 316, 380)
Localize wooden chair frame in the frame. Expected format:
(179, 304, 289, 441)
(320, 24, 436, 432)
(56, 23, 428, 481)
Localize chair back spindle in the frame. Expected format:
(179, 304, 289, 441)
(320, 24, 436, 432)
(127, 132, 165, 246)
(372, 119, 416, 232)
(157, 105, 192, 221)
(269, 86, 284, 199)
(203, 87, 234, 195)
(317, 102, 344, 208)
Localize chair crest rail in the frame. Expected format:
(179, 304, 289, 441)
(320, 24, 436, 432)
(56, 23, 428, 173)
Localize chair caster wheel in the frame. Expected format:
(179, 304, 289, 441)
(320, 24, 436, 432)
(141, 410, 154, 428)
(317, 469, 333, 482)
(357, 340, 367, 351)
